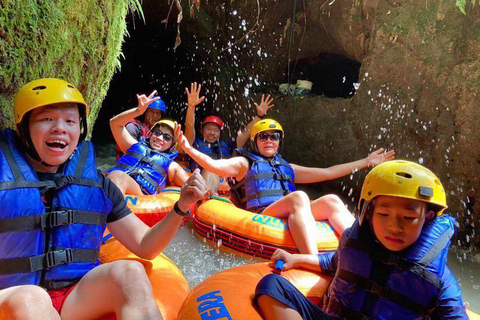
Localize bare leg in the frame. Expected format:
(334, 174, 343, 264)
(61, 260, 161, 320)
(262, 191, 318, 254)
(0, 285, 61, 320)
(257, 295, 303, 320)
(310, 194, 355, 234)
(107, 171, 144, 196)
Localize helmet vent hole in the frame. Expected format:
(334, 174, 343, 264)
(396, 172, 412, 179)
(67, 85, 75, 89)
(32, 86, 46, 91)
(434, 179, 441, 185)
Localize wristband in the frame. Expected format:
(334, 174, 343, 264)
(173, 201, 191, 217)
(256, 114, 265, 119)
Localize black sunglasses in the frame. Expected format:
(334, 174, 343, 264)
(258, 131, 281, 142)
(151, 129, 173, 142)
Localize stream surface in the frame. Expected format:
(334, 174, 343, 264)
(96, 142, 480, 313)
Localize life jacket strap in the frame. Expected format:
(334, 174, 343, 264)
(0, 248, 99, 275)
(345, 238, 441, 288)
(0, 209, 107, 233)
(337, 269, 433, 315)
(322, 295, 372, 320)
(240, 189, 290, 203)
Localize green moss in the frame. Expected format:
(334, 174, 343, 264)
(0, 0, 141, 138)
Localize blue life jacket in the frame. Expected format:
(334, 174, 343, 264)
(108, 139, 177, 195)
(228, 149, 296, 212)
(323, 215, 456, 319)
(190, 138, 232, 171)
(0, 129, 112, 290)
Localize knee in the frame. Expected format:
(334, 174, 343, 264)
(3, 286, 53, 319)
(319, 194, 344, 209)
(289, 191, 310, 207)
(255, 274, 287, 294)
(108, 260, 153, 296)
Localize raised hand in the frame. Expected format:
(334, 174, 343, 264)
(174, 122, 193, 153)
(177, 169, 208, 212)
(137, 90, 160, 114)
(186, 82, 205, 107)
(367, 148, 396, 166)
(254, 94, 275, 117)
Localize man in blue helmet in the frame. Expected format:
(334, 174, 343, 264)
(116, 91, 166, 159)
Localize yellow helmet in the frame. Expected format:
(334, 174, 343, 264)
(250, 119, 284, 142)
(358, 160, 447, 224)
(152, 119, 175, 132)
(150, 119, 176, 151)
(14, 78, 87, 127)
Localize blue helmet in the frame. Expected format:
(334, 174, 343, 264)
(148, 99, 166, 114)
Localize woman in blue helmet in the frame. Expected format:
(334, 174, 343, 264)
(107, 91, 189, 196)
(115, 91, 166, 159)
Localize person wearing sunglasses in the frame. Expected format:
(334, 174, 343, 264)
(107, 91, 189, 196)
(175, 118, 395, 254)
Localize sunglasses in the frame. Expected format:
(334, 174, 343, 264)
(151, 129, 173, 142)
(258, 132, 281, 142)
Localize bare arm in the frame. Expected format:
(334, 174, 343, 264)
(174, 122, 249, 180)
(110, 91, 159, 153)
(184, 82, 205, 145)
(107, 170, 207, 259)
(236, 94, 275, 148)
(292, 148, 395, 184)
(270, 249, 321, 272)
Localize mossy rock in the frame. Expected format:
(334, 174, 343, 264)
(0, 0, 140, 138)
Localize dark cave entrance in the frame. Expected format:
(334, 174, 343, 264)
(288, 52, 361, 98)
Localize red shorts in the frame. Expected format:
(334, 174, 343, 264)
(47, 283, 77, 314)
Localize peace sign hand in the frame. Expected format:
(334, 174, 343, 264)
(137, 90, 160, 115)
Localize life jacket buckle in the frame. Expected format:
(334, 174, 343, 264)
(55, 175, 75, 189)
(49, 210, 75, 227)
(45, 249, 73, 268)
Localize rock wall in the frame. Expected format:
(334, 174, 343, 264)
(0, 0, 139, 136)
(179, 0, 480, 249)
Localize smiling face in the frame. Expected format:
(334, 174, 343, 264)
(144, 108, 163, 128)
(371, 196, 429, 251)
(255, 130, 281, 158)
(202, 123, 221, 143)
(149, 124, 174, 151)
(28, 103, 80, 170)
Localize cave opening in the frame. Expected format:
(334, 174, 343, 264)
(92, 3, 198, 144)
(287, 52, 361, 98)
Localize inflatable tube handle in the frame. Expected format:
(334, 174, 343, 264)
(274, 259, 285, 273)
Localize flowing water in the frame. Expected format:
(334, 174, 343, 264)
(96, 143, 480, 313)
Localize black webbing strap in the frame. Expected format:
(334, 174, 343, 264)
(231, 172, 294, 191)
(0, 248, 99, 275)
(323, 296, 372, 320)
(337, 269, 431, 315)
(73, 142, 89, 178)
(52, 175, 102, 189)
(0, 135, 25, 182)
(240, 189, 288, 203)
(0, 180, 57, 191)
(0, 210, 107, 233)
(345, 238, 441, 288)
(121, 150, 167, 177)
(129, 170, 162, 192)
(418, 227, 453, 266)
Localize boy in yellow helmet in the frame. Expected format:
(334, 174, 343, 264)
(255, 160, 468, 320)
(174, 118, 394, 254)
(0, 78, 208, 319)
(107, 91, 189, 195)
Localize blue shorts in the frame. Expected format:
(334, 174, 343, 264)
(254, 274, 335, 320)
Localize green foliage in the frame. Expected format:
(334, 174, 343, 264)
(0, 0, 143, 137)
(456, 0, 477, 15)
